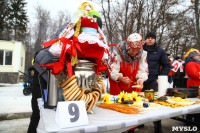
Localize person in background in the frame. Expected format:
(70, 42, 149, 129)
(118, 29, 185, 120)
(108, 33, 148, 95)
(183, 48, 200, 124)
(184, 49, 200, 88)
(142, 32, 170, 133)
(173, 56, 185, 88)
(27, 22, 69, 133)
(167, 53, 175, 85)
(143, 32, 170, 91)
(27, 63, 47, 133)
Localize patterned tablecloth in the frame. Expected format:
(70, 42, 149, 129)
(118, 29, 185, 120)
(37, 98, 200, 133)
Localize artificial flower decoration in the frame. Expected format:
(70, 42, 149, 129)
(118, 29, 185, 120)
(129, 91, 142, 102)
(103, 93, 112, 104)
(118, 91, 129, 103)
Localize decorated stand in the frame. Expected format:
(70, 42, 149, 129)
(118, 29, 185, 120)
(35, 2, 200, 131)
(39, 2, 108, 112)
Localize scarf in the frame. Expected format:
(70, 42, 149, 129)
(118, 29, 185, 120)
(117, 41, 143, 63)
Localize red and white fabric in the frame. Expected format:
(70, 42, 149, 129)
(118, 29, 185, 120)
(108, 50, 148, 95)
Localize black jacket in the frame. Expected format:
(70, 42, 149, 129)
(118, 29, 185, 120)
(143, 43, 170, 82)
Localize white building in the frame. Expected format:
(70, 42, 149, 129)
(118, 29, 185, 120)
(0, 40, 26, 83)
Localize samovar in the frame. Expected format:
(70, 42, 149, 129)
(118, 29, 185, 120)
(74, 59, 100, 90)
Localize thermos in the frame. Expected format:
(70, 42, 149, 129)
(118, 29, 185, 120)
(46, 70, 59, 109)
(39, 68, 59, 109)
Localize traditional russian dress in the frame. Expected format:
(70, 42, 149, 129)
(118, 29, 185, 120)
(108, 33, 148, 95)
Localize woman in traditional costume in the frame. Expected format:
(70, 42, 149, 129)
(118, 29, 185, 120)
(108, 33, 148, 95)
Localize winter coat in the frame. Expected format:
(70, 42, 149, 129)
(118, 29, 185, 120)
(143, 43, 170, 82)
(184, 57, 200, 88)
(174, 66, 184, 79)
(33, 47, 59, 82)
(168, 60, 175, 76)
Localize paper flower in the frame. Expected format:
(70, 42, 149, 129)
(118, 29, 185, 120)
(118, 91, 129, 103)
(103, 93, 112, 104)
(129, 91, 142, 102)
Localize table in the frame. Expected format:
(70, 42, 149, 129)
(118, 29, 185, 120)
(37, 98, 200, 133)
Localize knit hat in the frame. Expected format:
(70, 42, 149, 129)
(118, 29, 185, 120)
(189, 51, 200, 57)
(183, 48, 200, 60)
(126, 33, 145, 50)
(145, 32, 156, 40)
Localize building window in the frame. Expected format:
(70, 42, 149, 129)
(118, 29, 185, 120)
(0, 50, 3, 65)
(5, 51, 12, 65)
(0, 50, 12, 65)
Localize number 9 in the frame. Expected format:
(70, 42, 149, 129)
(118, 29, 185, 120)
(68, 103, 80, 122)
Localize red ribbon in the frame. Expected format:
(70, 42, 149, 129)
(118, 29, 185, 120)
(97, 65, 108, 72)
(72, 36, 82, 57)
(105, 44, 118, 62)
(108, 44, 118, 47)
(39, 36, 84, 75)
(38, 37, 72, 75)
(43, 39, 59, 48)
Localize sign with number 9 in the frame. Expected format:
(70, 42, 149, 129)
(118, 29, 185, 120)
(56, 101, 88, 128)
(68, 103, 80, 122)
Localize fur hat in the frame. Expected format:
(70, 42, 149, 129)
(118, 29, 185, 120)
(126, 33, 145, 50)
(145, 32, 156, 40)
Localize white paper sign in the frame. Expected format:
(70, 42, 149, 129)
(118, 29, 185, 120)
(171, 60, 182, 72)
(55, 101, 88, 128)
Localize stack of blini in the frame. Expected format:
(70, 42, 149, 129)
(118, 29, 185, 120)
(61, 75, 103, 111)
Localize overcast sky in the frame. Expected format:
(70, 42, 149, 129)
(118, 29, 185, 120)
(25, 0, 100, 24)
(25, 0, 192, 25)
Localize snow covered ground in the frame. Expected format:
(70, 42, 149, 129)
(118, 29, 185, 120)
(0, 83, 31, 133)
(0, 83, 32, 115)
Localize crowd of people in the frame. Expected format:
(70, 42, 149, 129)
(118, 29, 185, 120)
(26, 1, 200, 133)
(167, 49, 200, 89)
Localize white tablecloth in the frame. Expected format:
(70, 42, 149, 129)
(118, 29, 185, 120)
(37, 98, 200, 133)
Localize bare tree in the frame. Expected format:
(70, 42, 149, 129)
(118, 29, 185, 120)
(34, 6, 50, 53)
(96, 0, 195, 57)
(191, 0, 200, 49)
(23, 28, 34, 69)
(48, 10, 71, 39)
(24, 6, 71, 70)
